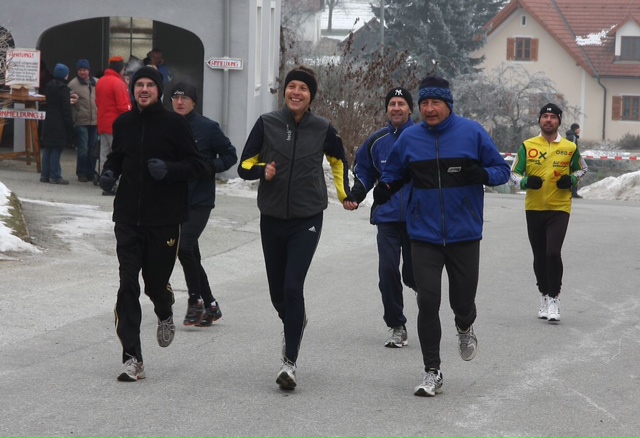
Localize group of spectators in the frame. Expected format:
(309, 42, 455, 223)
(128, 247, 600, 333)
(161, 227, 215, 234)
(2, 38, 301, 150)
(39, 49, 171, 190)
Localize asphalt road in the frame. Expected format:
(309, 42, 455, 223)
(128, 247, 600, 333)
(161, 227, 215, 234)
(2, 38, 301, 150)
(1, 150, 640, 437)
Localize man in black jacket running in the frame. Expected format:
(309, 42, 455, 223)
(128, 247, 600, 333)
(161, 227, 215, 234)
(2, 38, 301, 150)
(100, 67, 208, 382)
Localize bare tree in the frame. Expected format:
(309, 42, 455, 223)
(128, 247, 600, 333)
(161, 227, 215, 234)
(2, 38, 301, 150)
(454, 63, 581, 151)
(326, 0, 342, 31)
(0, 26, 14, 87)
(311, 37, 421, 165)
(279, 0, 322, 104)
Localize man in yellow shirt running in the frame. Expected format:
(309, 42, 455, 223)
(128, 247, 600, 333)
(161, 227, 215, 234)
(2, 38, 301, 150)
(510, 103, 588, 323)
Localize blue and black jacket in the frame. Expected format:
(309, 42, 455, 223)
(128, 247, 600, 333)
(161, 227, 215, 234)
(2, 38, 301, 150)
(352, 118, 414, 224)
(381, 113, 510, 245)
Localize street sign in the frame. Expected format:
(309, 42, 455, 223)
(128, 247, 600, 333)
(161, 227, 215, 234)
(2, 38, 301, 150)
(206, 57, 243, 70)
(0, 109, 45, 120)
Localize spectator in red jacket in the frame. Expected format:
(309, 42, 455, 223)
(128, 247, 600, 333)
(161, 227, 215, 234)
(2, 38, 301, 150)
(96, 56, 132, 195)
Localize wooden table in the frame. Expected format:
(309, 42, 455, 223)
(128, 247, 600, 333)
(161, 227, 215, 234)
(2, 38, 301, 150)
(0, 91, 46, 172)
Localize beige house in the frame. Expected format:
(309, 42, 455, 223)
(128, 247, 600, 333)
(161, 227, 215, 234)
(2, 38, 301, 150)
(477, 0, 640, 143)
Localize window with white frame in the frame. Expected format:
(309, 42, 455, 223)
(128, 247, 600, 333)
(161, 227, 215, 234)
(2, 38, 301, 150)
(620, 36, 640, 61)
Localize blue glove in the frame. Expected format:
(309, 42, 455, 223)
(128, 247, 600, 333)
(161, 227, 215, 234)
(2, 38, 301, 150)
(99, 170, 116, 192)
(147, 158, 168, 180)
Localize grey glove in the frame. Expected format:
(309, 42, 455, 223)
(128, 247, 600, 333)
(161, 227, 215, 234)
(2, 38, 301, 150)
(147, 158, 168, 180)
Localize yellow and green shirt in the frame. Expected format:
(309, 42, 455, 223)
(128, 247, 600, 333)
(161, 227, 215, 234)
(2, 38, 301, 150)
(510, 134, 588, 213)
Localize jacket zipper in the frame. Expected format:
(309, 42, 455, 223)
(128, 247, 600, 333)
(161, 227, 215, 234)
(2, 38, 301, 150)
(435, 132, 447, 245)
(286, 124, 297, 219)
(137, 117, 145, 226)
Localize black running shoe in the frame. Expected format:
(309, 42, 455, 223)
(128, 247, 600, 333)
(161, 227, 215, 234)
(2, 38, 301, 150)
(183, 300, 205, 326)
(196, 301, 222, 327)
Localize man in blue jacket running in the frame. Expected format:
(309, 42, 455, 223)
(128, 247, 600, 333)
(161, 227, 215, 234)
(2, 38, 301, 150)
(351, 87, 416, 349)
(375, 75, 510, 397)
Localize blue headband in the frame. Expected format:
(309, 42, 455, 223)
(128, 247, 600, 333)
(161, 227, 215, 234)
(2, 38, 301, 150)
(418, 87, 454, 105)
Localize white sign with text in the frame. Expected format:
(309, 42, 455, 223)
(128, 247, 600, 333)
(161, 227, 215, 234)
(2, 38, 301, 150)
(5, 49, 41, 88)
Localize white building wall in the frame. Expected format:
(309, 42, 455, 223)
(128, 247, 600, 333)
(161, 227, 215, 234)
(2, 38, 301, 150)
(1, 0, 282, 173)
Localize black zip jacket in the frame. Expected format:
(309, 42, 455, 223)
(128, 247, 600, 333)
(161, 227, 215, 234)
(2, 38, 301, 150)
(104, 100, 207, 226)
(42, 79, 74, 148)
(184, 111, 237, 210)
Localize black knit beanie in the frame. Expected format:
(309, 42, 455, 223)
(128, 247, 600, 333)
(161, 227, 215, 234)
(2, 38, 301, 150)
(385, 87, 413, 112)
(130, 66, 164, 99)
(170, 81, 198, 103)
(283, 67, 318, 103)
(539, 103, 562, 123)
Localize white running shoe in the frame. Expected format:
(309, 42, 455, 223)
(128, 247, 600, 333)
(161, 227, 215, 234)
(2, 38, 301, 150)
(547, 297, 561, 321)
(384, 326, 408, 348)
(414, 369, 443, 397)
(157, 316, 175, 347)
(456, 325, 477, 361)
(117, 357, 145, 382)
(276, 359, 297, 390)
(538, 295, 549, 319)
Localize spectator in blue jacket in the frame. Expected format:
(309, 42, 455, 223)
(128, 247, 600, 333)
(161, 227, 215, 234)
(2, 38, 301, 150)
(351, 87, 416, 349)
(170, 81, 237, 327)
(375, 75, 510, 397)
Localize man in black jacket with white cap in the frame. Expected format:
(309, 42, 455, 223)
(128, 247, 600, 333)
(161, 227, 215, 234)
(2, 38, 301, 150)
(100, 66, 208, 382)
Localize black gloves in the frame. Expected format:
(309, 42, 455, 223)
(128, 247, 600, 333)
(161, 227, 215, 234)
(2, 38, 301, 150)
(99, 170, 116, 192)
(557, 174, 573, 189)
(373, 183, 392, 205)
(350, 181, 367, 204)
(525, 176, 543, 190)
(147, 158, 168, 180)
(464, 162, 489, 185)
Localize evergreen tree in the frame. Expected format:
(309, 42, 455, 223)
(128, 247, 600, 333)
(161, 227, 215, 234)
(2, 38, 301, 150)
(372, 0, 508, 78)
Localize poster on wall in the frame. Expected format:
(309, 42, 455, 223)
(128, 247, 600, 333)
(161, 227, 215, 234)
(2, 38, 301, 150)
(5, 48, 41, 89)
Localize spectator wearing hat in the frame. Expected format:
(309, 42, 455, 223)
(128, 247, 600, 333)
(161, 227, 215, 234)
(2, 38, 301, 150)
(350, 86, 416, 349)
(99, 66, 208, 382)
(40, 63, 74, 185)
(238, 65, 358, 391)
(169, 80, 237, 327)
(510, 103, 588, 324)
(377, 75, 510, 397)
(146, 48, 172, 86)
(68, 59, 99, 183)
(565, 122, 583, 198)
(96, 56, 132, 194)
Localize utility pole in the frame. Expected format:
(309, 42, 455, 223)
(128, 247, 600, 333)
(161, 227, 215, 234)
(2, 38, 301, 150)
(380, 0, 384, 56)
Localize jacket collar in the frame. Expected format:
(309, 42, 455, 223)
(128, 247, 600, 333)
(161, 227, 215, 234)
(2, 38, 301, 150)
(387, 117, 415, 135)
(136, 100, 164, 114)
(421, 111, 456, 132)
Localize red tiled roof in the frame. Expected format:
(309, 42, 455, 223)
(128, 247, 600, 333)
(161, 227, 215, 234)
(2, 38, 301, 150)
(486, 0, 640, 78)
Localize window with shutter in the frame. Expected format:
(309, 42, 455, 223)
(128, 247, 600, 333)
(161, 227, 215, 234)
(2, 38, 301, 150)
(612, 96, 622, 120)
(507, 37, 537, 61)
(531, 39, 539, 61)
(507, 38, 515, 60)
